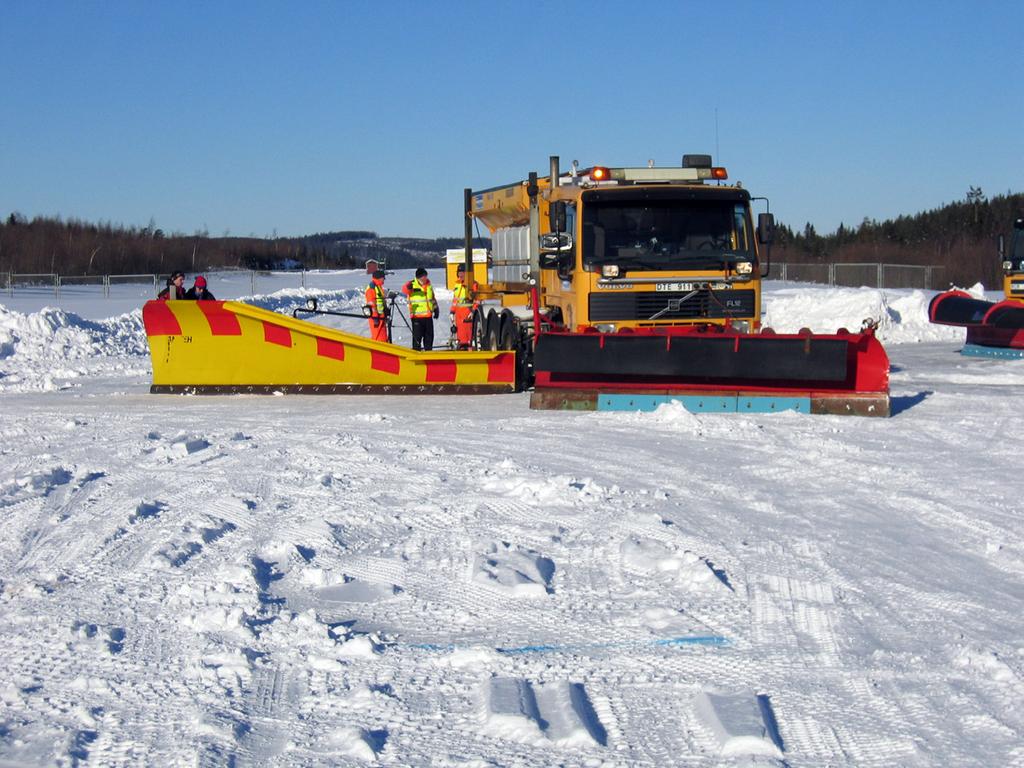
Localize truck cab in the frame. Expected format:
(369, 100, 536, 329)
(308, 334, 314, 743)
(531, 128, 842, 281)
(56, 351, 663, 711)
(467, 155, 773, 346)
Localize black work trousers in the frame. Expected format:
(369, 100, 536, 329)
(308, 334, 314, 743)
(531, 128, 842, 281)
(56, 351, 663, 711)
(411, 317, 434, 351)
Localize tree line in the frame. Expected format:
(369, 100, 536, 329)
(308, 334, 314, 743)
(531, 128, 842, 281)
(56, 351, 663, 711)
(2, 189, 1021, 286)
(0, 215, 487, 276)
(770, 190, 1023, 287)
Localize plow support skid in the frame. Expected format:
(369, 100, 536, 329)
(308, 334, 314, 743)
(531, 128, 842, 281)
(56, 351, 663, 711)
(929, 290, 1024, 353)
(143, 300, 516, 394)
(530, 329, 890, 416)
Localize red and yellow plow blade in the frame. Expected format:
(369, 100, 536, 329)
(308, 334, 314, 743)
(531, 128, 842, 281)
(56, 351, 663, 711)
(143, 300, 516, 394)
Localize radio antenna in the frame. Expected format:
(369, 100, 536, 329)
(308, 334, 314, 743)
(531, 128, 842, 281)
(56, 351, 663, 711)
(715, 107, 720, 164)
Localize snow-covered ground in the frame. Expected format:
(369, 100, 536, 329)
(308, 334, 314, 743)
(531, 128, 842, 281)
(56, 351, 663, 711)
(1, 272, 1022, 766)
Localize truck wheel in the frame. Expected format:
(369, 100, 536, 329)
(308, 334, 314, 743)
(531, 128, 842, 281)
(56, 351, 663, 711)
(472, 310, 486, 350)
(510, 322, 533, 392)
(486, 313, 501, 351)
(499, 319, 516, 351)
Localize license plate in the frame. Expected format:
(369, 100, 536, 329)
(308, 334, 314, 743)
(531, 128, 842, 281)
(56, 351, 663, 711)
(655, 282, 730, 291)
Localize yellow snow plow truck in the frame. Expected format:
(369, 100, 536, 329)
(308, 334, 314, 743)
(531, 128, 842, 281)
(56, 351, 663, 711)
(454, 155, 890, 415)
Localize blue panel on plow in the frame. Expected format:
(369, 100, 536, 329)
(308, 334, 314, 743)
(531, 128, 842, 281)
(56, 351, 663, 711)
(597, 394, 811, 413)
(961, 344, 1024, 359)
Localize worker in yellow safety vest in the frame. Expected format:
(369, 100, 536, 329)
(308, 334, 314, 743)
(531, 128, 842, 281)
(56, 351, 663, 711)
(450, 263, 478, 350)
(364, 270, 389, 342)
(402, 267, 438, 351)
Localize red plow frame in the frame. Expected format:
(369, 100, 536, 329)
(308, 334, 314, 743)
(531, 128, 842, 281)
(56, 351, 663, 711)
(530, 324, 890, 416)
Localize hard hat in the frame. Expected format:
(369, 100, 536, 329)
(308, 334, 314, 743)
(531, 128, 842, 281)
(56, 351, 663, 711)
(195, 275, 207, 287)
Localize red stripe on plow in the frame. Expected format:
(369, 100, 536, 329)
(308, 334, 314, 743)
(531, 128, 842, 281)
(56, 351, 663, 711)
(196, 301, 242, 335)
(371, 350, 401, 375)
(488, 353, 515, 383)
(142, 301, 182, 336)
(263, 322, 292, 347)
(425, 360, 457, 382)
(316, 337, 346, 361)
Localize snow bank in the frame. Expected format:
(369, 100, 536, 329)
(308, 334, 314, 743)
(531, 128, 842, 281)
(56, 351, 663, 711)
(762, 285, 966, 343)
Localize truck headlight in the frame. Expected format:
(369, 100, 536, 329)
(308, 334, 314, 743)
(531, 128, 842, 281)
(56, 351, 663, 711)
(1003, 260, 1014, 271)
(601, 264, 620, 278)
(735, 261, 753, 275)
(595, 323, 617, 333)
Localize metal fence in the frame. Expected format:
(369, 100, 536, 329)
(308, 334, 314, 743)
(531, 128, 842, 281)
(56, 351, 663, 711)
(5, 264, 946, 298)
(4, 273, 162, 298)
(3, 271, 313, 298)
(773, 263, 945, 290)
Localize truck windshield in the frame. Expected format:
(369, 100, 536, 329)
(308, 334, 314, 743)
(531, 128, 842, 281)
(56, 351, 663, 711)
(582, 199, 753, 270)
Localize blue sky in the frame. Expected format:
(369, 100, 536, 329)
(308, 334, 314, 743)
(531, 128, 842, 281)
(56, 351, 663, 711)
(1, 1, 1021, 239)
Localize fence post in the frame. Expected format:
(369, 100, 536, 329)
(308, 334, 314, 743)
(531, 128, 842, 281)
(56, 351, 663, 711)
(301, 269, 306, 289)
(56, 274, 61, 298)
(828, 263, 835, 287)
(876, 263, 883, 289)
(104, 275, 110, 298)
(251, 271, 256, 295)
(5, 272, 10, 297)
(925, 266, 933, 290)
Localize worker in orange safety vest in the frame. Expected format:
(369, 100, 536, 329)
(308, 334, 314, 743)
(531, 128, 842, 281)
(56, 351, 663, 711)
(364, 270, 390, 342)
(449, 263, 478, 350)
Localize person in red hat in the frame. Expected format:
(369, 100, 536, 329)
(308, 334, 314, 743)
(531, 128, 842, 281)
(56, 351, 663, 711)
(186, 275, 216, 301)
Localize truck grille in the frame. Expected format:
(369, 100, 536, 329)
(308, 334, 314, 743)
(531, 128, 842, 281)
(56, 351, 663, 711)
(589, 289, 756, 322)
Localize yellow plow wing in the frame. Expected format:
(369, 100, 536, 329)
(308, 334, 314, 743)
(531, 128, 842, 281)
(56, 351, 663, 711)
(143, 300, 516, 394)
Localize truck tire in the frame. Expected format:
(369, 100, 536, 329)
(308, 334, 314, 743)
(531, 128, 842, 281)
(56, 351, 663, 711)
(499, 318, 516, 351)
(472, 310, 486, 350)
(486, 312, 501, 351)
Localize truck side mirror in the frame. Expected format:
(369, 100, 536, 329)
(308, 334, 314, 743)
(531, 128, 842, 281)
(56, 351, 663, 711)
(539, 249, 573, 270)
(539, 253, 561, 270)
(540, 233, 573, 253)
(757, 213, 775, 245)
(549, 201, 567, 233)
